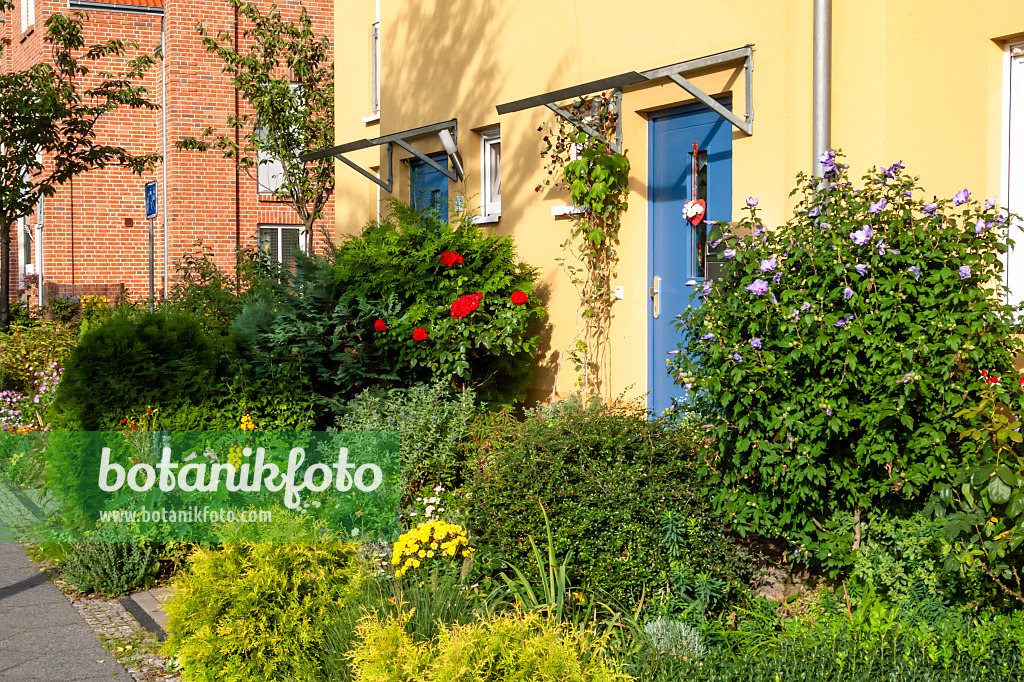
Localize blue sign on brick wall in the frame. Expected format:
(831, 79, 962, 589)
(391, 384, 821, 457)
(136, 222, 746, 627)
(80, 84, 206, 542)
(145, 181, 157, 219)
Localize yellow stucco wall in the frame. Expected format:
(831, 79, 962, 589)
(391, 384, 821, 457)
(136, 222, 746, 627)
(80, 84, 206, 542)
(334, 0, 1024, 407)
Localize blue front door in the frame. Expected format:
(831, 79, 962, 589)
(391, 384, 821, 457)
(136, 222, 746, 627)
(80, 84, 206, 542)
(649, 102, 732, 415)
(410, 154, 449, 218)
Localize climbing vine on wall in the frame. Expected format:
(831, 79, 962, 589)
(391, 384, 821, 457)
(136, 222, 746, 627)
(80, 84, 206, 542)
(536, 92, 630, 399)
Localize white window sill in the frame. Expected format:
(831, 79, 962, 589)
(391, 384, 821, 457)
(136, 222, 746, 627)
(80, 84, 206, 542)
(471, 214, 500, 225)
(362, 113, 381, 124)
(551, 204, 586, 216)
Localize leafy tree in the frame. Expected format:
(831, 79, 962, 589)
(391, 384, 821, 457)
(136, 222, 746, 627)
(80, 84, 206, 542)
(0, 6, 160, 330)
(670, 153, 1024, 568)
(176, 0, 334, 254)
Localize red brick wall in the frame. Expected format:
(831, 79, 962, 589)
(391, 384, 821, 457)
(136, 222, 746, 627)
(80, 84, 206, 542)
(1, 0, 335, 303)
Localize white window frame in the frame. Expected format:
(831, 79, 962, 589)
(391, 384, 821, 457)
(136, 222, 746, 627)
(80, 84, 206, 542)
(1003, 41, 1024, 310)
(21, 0, 34, 33)
(257, 224, 305, 266)
(256, 143, 285, 195)
(479, 128, 501, 221)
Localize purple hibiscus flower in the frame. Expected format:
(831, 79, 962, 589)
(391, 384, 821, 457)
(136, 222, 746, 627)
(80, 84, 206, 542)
(855, 263, 868, 276)
(850, 225, 874, 245)
(745, 279, 770, 296)
(732, 352, 743, 362)
(922, 201, 939, 216)
(843, 287, 854, 301)
(959, 265, 972, 280)
(908, 266, 921, 281)
(760, 256, 777, 273)
(723, 248, 737, 259)
(750, 337, 762, 350)
(882, 161, 904, 179)
(953, 189, 970, 206)
(746, 197, 759, 207)
(869, 197, 888, 214)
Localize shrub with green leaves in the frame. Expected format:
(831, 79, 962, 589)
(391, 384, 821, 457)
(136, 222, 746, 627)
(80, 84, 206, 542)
(332, 200, 546, 407)
(58, 534, 156, 596)
(164, 541, 359, 682)
(465, 398, 739, 608)
(334, 382, 478, 491)
(49, 311, 225, 430)
(670, 153, 1024, 560)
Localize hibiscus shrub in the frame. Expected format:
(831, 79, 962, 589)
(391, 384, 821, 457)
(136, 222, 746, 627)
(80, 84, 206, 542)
(332, 200, 546, 407)
(670, 153, 1024, 567)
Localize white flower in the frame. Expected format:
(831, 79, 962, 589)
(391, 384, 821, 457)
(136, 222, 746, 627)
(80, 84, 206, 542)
(351, 528, 360, 537)
(433, 485, 444, 493)
(312, 501, 321, 508)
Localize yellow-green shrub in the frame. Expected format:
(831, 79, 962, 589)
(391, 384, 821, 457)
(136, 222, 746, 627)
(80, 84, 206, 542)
(0, 322, 77, 390)
(164, 541, 359, 682)
(348, 611, 630, 682)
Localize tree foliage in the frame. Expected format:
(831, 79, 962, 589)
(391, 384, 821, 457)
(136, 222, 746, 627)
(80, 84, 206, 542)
(176, 0, 334, 253)
(0, 7, 160, 330)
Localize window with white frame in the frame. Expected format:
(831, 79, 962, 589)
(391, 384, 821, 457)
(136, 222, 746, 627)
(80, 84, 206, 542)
(1005, 43, 1024, 310)
(256, 142, 284, 195)
(258, 225, 303, 272)
(480, 128, 501, 219)
(21, 0, 34, 32)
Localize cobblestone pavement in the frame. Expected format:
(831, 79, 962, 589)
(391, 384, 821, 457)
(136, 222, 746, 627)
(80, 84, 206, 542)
(65, 594, 180, 682)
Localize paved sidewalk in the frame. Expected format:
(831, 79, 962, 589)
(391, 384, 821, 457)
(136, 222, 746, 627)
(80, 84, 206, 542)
(0, 539, 133, 681)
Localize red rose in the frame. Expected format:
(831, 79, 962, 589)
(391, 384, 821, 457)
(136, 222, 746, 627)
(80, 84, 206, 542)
(374, 319, 388, 332)
(981, 370, 989, 376)
(440, 251, 463, 267)
(121, 418, 127, 424)
(412, 327, 428, 341)
(511, 291, 529, 305)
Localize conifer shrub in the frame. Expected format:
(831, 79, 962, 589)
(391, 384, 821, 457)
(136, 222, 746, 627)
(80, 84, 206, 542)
(164, 540, 359, 682)
(49, 311, 225, 431)
(669, 153, 1024, 564)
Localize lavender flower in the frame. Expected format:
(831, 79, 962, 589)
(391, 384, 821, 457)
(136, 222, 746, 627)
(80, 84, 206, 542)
(701, 279, 714, 294)
(754, 224, 766, 235)
(922, 201, 938, 216)
(760, 256, 777, 272)
(850, 225, 874, 245)
(732, 352, 743, 362)
(772, 271, 783, 283)
(869, 197, 888, 214)
(750, 337, 762, 350)
(723, 248, 737, 259)
(710, 238, 722, 248)
(834, 316, 854, 328)
(855, 263, 868, 276)
(953, 189, 971, 206)
(826, 407, 833, 416)
(974, 218, 989, 234)
(986, 195, 998, 210)
(808, 206, 821, 218)
(746, 196, 759, 207)
(877, 241, 888, 256)
(843, 287, 854, 301)
(700, 332, 715, 342)
(908, 265, 921, 281)
(903, 190, 912, 198)
(800, 302, 813, 312)
(959, 265, 972, 280)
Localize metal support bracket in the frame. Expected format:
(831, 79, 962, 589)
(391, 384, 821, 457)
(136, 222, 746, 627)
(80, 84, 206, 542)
(642, 45, 754, 135)
(299, 118, 460, 192)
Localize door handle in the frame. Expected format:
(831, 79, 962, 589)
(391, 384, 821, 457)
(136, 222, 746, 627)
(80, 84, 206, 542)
(649, 275, 661, 319)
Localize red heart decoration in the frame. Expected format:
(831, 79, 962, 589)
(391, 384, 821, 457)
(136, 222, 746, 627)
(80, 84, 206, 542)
(687, 199, 706, 225)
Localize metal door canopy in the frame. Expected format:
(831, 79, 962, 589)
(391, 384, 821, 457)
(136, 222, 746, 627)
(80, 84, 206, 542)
(299, 118, 461, 193)
(495, 44, 755, 150)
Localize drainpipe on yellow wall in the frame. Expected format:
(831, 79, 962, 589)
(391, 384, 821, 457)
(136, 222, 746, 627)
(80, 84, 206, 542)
(813, 0, 831, 177)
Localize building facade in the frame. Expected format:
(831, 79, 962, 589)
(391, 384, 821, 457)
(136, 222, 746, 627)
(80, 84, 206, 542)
(1, 0, 334, 303)
(331, 0, 1024, 410)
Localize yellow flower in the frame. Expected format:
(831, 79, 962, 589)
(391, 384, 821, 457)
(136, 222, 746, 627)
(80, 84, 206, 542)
(427, 550, 435, 558)
(418, 550, 426, 558)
